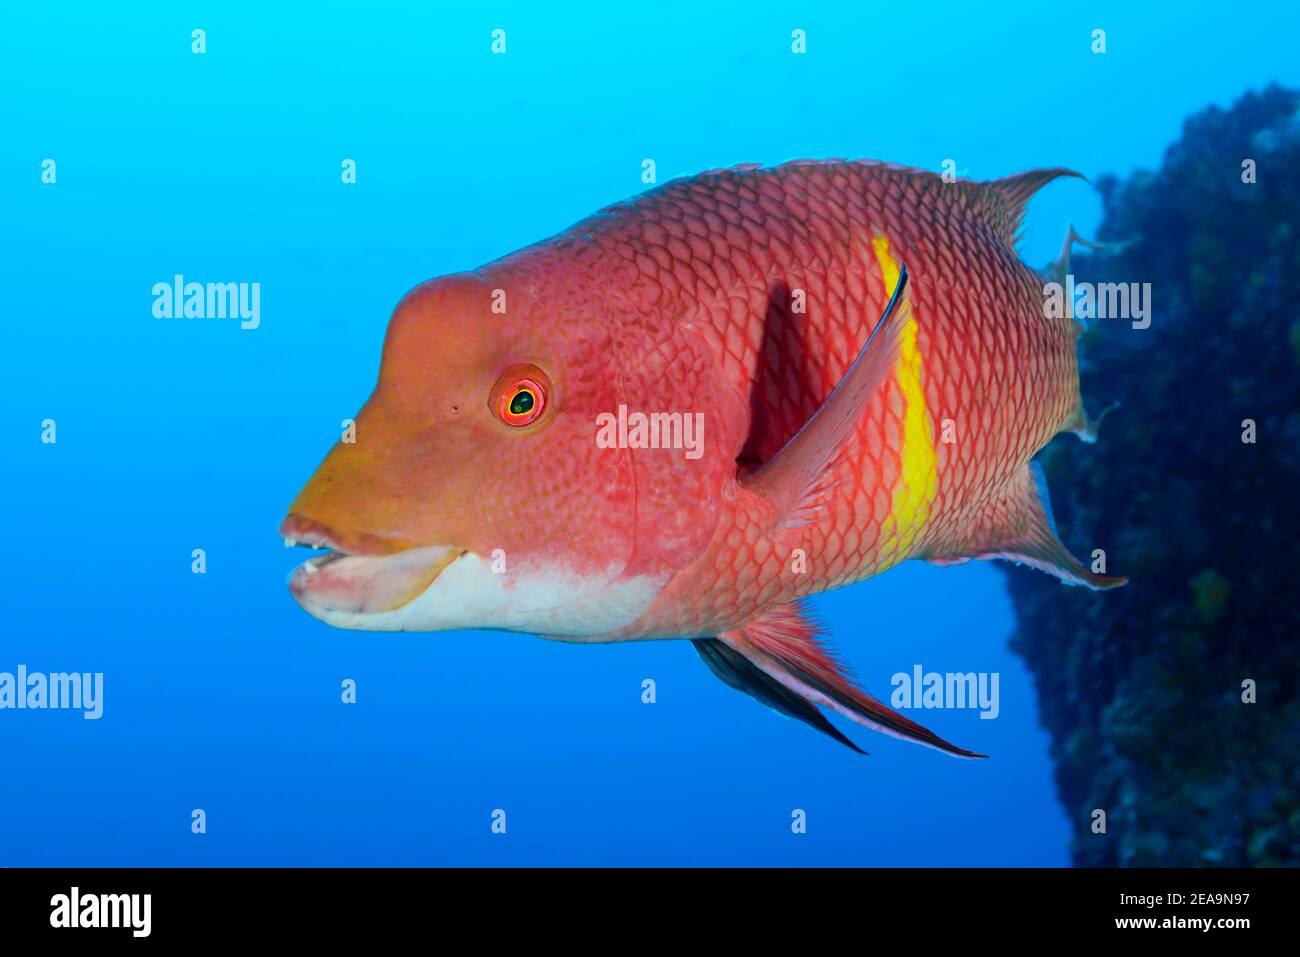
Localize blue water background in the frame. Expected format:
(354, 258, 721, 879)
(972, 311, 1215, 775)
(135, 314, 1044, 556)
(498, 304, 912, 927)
(3, 2, 1296, 865)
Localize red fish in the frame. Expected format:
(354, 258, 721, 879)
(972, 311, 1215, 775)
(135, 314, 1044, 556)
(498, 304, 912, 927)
(280, 160, 1126, 757)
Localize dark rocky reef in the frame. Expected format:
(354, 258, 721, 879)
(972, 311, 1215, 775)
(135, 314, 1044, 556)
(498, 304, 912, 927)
(1006, 85, 1300, 866)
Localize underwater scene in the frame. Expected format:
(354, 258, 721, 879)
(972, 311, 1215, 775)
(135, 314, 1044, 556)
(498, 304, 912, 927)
(3, 2, 1298, 870)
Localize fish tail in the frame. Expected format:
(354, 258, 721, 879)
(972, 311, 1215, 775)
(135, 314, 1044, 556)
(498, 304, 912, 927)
(1051, 223, 1130, 443)
(1049, 222, 1137, 334)
(1064, 397, 1119, 444)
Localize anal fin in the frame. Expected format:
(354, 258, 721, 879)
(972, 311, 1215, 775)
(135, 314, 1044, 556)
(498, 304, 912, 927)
(696, 600, 984, 758)
(925, 461, 1127, 589)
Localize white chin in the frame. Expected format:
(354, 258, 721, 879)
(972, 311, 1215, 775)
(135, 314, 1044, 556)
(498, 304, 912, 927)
(294, 551, 663, 637)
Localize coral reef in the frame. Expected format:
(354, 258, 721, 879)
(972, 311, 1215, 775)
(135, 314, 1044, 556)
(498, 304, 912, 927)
(1005, 85, 1300, 866)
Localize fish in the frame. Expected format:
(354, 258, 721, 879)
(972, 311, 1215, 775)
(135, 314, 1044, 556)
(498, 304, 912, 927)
(280, 159, 1127, 757)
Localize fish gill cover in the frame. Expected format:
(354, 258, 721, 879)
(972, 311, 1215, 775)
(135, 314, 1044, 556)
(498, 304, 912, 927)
(1004, 85, 1300, 866)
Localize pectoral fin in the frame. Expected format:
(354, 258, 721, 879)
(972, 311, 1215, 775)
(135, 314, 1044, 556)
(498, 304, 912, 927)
(741, 264, 914, 529)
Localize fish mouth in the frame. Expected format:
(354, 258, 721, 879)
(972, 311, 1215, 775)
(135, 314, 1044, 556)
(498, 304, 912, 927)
(280, 515, 466, 616)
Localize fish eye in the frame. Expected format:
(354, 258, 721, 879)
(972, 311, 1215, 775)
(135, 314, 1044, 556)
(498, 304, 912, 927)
(491, 364, 551, 428)
(509, 388, 535, 416)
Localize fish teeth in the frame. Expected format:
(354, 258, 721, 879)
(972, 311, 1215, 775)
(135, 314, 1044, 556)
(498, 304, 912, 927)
(284, 538, 298, 548)
(303, 559, 318, 575)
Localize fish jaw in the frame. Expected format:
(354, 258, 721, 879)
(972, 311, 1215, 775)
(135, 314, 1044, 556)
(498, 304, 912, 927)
(280, 516, 667, 636)
(281, 515, 463, 618)
(288, 543, 467, 618)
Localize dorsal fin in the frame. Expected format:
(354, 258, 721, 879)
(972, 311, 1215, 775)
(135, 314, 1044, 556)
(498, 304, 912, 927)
(981, 168, 1086, 245)
(741, 264, 913, 528)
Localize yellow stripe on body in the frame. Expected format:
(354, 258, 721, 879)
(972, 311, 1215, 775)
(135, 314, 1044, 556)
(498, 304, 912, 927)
(870, 234, 939, 563)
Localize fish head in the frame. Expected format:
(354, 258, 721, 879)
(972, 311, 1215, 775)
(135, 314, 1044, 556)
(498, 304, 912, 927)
(280, 269, 740, 636)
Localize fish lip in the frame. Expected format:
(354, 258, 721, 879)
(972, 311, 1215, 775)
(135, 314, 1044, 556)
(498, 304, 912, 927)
(281, 515, 467, 616)
(279, 514, 402, 557)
